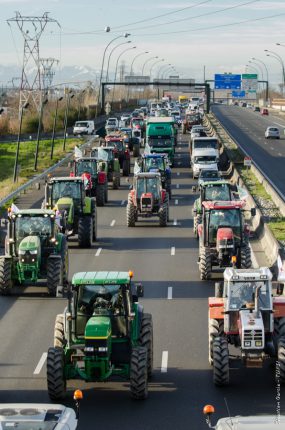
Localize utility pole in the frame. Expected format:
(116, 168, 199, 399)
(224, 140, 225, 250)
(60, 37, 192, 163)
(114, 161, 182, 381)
(7, 12, 60, 114)
(40, 57, 59, 90)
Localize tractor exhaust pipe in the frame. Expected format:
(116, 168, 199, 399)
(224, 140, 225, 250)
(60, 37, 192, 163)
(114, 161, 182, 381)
(254, 284, 262, 318)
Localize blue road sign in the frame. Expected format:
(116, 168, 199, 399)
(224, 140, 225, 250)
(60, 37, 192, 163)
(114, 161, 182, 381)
(232, 90, 246, 98)
(214, 74, 241, 90)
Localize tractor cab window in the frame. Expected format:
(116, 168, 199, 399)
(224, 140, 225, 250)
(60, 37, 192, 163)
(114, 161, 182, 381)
(228, 281, 271, 311)
(110, 140, 123, 151)
(137, 178, 160, 199)
(78, 284, 125, 316)
(144, 157, 165, 172)
(204, 184, 231, 201)
(15, 216, 52, 241)
(76, 160, 97, 176)
(92, 147, 110, 162)
(208, 209, 241, 244)
(52, 181, 82, 201)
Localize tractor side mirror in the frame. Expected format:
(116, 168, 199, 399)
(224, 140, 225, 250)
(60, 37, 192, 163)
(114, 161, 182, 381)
(251, 207, 256, 217)
(56, 285, 64, 298)
(192, 186, 197, 193)
(68, 161, 72, 168)
(276, 283, 284, 295)
(0, 219, 8, 228)
(135, 283, 144, 298)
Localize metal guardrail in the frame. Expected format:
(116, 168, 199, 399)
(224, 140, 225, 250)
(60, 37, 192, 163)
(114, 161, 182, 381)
(0, 135, 99, 208)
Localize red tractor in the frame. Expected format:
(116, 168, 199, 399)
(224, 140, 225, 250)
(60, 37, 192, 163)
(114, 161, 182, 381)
(197, 201, 255, 280)
(105, 134, 131, 176)
(182, 112, 201, 134)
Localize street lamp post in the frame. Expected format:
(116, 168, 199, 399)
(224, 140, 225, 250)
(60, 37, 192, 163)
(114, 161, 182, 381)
(13, 102, 29, 182)
(105, 40, 131, 83)
(127, 51, 149, 102)
(149, 59, 164, 80)
(265, 49, 285, 95)
(142, 56, 158, 76)
(50, 96, 63, 160)
(63, 92, 74, 151)
(157, 63, 172, 79)
(249, 60, 264, 81)
(246, 64, 259, 75)
(252, 57, 269, 101)
(111, 46, 136, 105)
(163, 66, 175, 79)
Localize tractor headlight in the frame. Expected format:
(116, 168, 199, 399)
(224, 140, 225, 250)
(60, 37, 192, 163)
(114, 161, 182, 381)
(30, 250, 37, 255)
(244, 341, 251, 347)
(98, 347, 108, 352)
(19, 250, 26, 255)
(85, 347, 94, 352)
(255, 341, 262, 347)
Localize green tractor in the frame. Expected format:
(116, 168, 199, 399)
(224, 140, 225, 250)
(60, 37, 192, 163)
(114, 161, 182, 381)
(192, 180, 239, 238)
(47, 271, 153, 400)
(91, 146, 121, 190)
(0, 209, 68, 296)
(44, 177, 97, 248)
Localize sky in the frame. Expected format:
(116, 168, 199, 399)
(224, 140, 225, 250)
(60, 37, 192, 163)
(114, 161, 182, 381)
(0, 0, 285, 87)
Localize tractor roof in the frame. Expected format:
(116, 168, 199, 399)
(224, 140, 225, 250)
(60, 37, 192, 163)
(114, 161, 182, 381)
(224, 267, 273, 282)
(11, 209, 55, 216)
(75, 157, 98, 162)
(49, 177, 84, 183)
(94, 146, 114, 151)
(142, 153, 167, 159)
(136, 172, 161, 179)
(72, 271, 131, 285)
(201, 180, 230, 187)
(202, 200, 245, 210)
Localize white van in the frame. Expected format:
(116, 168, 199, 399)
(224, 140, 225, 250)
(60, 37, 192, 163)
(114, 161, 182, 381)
(73, 120, 95, 136)
(192, 148, 218, 178)
(191, 136, 220, 161)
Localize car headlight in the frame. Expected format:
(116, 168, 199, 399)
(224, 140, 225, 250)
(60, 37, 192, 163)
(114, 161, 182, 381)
(30, 250, 38, 255)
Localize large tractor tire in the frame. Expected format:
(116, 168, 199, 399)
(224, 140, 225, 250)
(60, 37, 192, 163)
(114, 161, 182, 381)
(130, 346, 148, 400)
(199, 246, 211, 280)
(212, 337, 230, 386)
(274, 318, 285, 351)
(96, 184, 105, 207)
(164, 193, 170, 222)
(193, 214, 202, 239)
(139, 313, 153, 378)
(159, 205, 168, 227)
(278, 339, 285, 384)
(240, 245, 251, 268)
(208, 319, 224, 365)
(47, 347, 66, 400)
(182, 124, 186, 134)
(78, 216, 92, 248)
(0, 257, 12, 295)
(123, 159, 130, 177)
(112, 175, 120, 190)
(126, 203, 136, 227)
(91, 201, 97, 242)
(60, 236, 68, 284)
(54, 314, 66, 348)
(104, 184, 108, 203)
(47, 257, 63, 297)
(133, 143, 140, 158)
(215, 282, 223, 298)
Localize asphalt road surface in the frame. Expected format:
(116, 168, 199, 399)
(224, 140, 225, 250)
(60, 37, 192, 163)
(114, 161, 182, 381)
(212, 104, 285, 197)
(0, 131, 283, 430)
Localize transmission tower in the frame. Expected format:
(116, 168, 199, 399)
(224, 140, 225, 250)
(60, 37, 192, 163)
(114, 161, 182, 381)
(40, 58, 59, 90)
(7, 12, 60, 113)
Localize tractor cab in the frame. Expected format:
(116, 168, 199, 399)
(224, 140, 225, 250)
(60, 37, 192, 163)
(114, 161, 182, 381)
(91, 146, 121, 189)
(135, 173, 162, 205)
(70, 157, 107, 203)
(136, 154, 172, 197)
(104, 135, 130, 175)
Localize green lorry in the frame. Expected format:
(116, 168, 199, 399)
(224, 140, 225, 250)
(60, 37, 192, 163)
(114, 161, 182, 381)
(146, 117, 176, 166)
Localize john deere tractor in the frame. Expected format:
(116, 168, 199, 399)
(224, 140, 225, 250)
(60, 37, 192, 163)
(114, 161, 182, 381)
(126, 172, 169, 227)
(135, 154, 172, 198)
(198, 201, 255, 279)
(44, 177, 97, 248)
(208, 267, 285, 386)
(193, 181, 239, 238)
(47, 271, 153, 400)
(0, 209, 68, 296)
(70, 156, 108, 206)
(91, 146, 120, 190)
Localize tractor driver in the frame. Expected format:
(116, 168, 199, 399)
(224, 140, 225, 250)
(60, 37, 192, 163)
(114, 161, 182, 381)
(62, 182, 74, 197)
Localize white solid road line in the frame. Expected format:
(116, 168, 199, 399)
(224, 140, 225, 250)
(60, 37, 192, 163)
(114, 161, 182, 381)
(110, 220, 116, 227)
(175, 199, 178, 205)
(176, 184, 179, 189)
(121, 200, 126, 206)
(95, 247, 102, 257)
(33, 352, 47, 375)
(177, 172, 180, 176)
(167, 286, 173, 299)
(273, 121, 285, 128)
(278, 152, 282, 156)
(171, 246, 175, 256)
(173, 219, 177, 226)
(161, 351, 168, 373)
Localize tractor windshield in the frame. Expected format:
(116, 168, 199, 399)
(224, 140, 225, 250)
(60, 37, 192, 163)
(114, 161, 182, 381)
(76, 160, 97, 176)
(92, 147, 111, 161)
(228, 281, 271, 310)
(52, 181, 82, 201)
(207, 209, 241, 244)
(136, 177, 160, 199)
(109, 140, 123, 151)
(204, 184, 231, 201)
(15, 215, 52, 241)
(144, 157, 165, 172)
(78, 284, 124, 314)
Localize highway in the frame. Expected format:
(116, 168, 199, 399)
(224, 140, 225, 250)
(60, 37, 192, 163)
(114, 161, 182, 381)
(0, 130, 282, 430)
(212, 104, 285, 197)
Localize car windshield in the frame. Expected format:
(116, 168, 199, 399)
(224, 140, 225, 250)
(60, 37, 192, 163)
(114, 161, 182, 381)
(204, 184, 231, 201)
(0, 423, 58, 430)
(137, 177, 159, 198)
(144, 157, 165, 171)
(208, 209, 241, 243)
(15, 215, 52, 239)
(194, 156, 216, 163)
(76, 160, 97, 176)
(193, 140, 218, 150)
(228, 281, 271, 310)
(75, 122, 88, 127)
(52, 181, 81, 201)
(149, 138, 172, 148)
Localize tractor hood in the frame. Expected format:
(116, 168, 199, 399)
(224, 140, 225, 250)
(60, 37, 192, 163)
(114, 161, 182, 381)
(19, 235, 41, 253)
(85, 316, 111, 339)
(56, 197, 74, 209)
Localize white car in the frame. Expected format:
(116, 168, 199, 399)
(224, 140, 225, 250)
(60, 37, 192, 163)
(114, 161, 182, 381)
(106, 117, 119, 128)
(265, 126, 280, 139)
(192, 148, 218, 179)
(120, 113, 131, 122)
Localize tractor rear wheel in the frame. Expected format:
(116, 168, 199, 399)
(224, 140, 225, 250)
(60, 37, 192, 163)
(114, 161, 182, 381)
(0, 257, 12, 295)
(123, 159, 130, 177)
(215, 282, 223, 298)
(139, 313, 153, 378)
(91, 201, 97, 242)
(96, 184, 105, 207)
(212, 337, 230, 386)
(47, 347, 66, 400)
(126, 203, 136, 227)
(47, 257, 63, 297)
(164, 193, 170, 222)
(54, 314, 66, 348)
(159, 205, 168, 227)
(105, 184, 108, 203)
(130, 346, 148, 400)
(274, 318, 285, 349)
(240, 245, 251, 268)
(133, 143, 140, 157)
(60, 236, 68, 284)
(112, 175, 120, 190)
(209, 319, 224, 365)
(193, 214, 202, 239)
(278, 339, 285, 384)
(199, 247, 211, 280)
(78, 216, 92, 248)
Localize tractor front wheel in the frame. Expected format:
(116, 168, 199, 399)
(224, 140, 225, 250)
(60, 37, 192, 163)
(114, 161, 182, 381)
(78, 216, 92, 248)
(54, 314, 66, 348)
(113, 175, 120, 190)
(105, 184, 108, 203)
(199, 247, 211, 280)
(60, 236, 68, 284)
(91, 201, 97, 242)
(133, 143, 140, 157)
(240, 245, 251, 268)
(159, 205, 168, 227)
(212, 337, 229, 386)
(47, 347, 66, 400)
(193, 214, 202, 239)
(278, 339, 285, 384)
(0, 257, 12, 295)
(126, 203, 136, 227)
(123, 159, 130, 177)
(208, 319, 224, 365)
(47, 258, 63, 296)
(130, 346, 148, 400)
(96, 184, 105, 207)
(139, 313, 153, 378)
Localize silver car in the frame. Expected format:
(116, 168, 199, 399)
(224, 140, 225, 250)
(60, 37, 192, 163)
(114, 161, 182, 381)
(265, 126, 280, 139)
